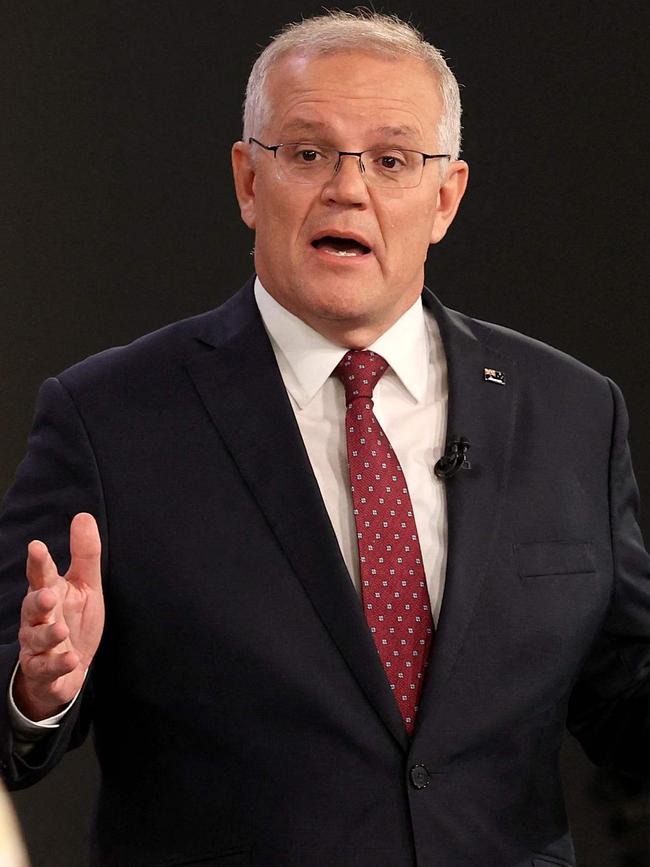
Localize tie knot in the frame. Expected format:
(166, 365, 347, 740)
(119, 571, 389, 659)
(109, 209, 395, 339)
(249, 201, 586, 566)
(335, 350, 388, 404)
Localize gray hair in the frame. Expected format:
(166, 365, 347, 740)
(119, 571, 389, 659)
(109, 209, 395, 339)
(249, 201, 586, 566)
(242, 10, 462, 160)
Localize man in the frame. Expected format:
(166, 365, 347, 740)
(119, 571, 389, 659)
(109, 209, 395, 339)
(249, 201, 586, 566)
(1, 10, 649, 867)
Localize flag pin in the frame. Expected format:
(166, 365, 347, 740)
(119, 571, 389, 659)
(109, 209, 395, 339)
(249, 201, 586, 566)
(483, 368, 506, 386)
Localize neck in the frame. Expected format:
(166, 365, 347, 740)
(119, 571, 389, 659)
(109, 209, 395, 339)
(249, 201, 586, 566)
(254, 274, 423, 349)
(282, 298, 420, 350)
(308, 321, 390, 350)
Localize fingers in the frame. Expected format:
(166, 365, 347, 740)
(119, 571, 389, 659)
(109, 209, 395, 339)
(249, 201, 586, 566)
(19, 619, 69, 655)
(14, 648, 82, 720)
(17, 614, 80, 712)
(21, 586, 59, 626)
(68, 513, 102, 590)
(26, 539, 59, 590)
(20, 649, 79, 684)
(26, 512, 102, 592)
(21, 559, 67, 666)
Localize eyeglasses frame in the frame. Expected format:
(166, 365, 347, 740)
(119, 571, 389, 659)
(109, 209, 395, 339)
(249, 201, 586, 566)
(248, 137, 451, 188)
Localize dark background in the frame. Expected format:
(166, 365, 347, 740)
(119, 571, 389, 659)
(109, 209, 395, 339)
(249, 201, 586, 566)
(2, 1, 649, 864)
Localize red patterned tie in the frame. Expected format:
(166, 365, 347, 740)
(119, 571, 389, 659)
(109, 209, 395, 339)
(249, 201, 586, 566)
(335, 350, 433, 735)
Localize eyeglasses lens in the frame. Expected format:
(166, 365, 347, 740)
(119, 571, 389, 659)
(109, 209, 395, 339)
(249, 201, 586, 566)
(275, 144, 424, 189)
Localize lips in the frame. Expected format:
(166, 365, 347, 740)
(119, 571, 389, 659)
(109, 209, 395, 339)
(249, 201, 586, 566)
(311, 231, 372, 257)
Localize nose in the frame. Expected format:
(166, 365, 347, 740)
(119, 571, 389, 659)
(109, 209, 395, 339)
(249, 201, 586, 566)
(321, 153, 369, 206)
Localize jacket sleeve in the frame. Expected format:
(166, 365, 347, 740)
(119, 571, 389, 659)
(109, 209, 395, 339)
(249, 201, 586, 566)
(567, 378, 650, 775)
(0, 376, 108, 789)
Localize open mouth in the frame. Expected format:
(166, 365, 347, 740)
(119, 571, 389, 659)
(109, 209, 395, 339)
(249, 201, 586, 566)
(311, 236, 372, 257)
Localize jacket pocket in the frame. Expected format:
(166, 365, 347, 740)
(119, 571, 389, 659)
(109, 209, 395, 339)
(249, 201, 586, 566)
(514, 540, 594, 578)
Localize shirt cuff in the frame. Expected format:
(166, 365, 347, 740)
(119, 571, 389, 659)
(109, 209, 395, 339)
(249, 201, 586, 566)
(8, 662, 85, 738)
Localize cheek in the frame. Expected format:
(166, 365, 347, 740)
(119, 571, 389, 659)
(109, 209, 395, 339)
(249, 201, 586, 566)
(405, 202, 439, 253)
(383, 211, 437, 262)
(255, 186, 311, 248)
(379, 196, 437, 250)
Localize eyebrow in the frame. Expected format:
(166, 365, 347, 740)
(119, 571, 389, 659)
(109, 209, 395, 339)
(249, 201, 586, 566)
(373, 125, 421, 140)
(278, 119, 421, 143)
(278, 120, 334, 139)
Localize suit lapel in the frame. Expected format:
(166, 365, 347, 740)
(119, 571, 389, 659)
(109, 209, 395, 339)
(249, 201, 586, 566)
(185, 281, 409, 750)
(415, 291, 519, 733)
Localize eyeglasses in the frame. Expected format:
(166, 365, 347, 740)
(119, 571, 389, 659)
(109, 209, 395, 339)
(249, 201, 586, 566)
(248, 137, 450, 190)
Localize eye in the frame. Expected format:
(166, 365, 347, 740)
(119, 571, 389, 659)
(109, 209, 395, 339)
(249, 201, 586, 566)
(285, 144, 329, 164)
(376, 151, 408, 171)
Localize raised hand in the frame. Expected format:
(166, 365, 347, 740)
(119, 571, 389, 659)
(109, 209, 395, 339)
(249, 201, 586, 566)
(13, 513, 105, 722)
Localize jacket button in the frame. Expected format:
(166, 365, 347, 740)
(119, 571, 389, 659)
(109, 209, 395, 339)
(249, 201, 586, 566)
(409, 764, 431, 790)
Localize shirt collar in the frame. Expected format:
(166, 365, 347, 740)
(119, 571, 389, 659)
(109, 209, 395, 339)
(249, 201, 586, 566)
(254, 277, 431, 409)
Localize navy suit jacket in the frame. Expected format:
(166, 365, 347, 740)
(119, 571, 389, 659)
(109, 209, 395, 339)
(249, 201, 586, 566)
(2, 277, 650, 867)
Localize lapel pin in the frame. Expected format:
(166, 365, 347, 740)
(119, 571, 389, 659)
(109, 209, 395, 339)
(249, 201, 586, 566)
(483, 367, 506, 386)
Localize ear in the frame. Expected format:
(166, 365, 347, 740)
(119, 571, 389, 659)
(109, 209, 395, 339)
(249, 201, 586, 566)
(430, 160, 469, 244)
(231, 141, 257, 229)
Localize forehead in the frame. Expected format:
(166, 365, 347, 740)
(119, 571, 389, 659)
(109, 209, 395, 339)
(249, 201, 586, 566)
(263, 50, 442, 144)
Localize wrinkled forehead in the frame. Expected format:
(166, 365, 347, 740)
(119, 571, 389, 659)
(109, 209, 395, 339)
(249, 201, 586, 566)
(260, 49, 443, 142)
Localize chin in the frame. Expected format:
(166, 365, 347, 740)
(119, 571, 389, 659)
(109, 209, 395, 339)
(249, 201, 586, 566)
(302, 289, 374, 324)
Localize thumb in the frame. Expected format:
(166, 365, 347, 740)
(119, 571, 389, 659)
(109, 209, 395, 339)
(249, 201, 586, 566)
(68, 512, 102, 590)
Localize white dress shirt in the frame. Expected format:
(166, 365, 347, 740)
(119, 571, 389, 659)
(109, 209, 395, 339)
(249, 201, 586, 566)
(10, 277, 449, 734)
(254, 278, 449, 623)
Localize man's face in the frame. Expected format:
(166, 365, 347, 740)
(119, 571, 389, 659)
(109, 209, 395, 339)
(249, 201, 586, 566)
(232, 50, 468, 346)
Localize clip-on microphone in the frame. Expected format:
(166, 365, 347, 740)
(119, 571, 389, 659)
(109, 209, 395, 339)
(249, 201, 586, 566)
(434, 436, 471, 480)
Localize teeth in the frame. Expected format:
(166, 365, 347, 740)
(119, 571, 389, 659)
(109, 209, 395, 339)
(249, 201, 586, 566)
(325, 248, 362, 257)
